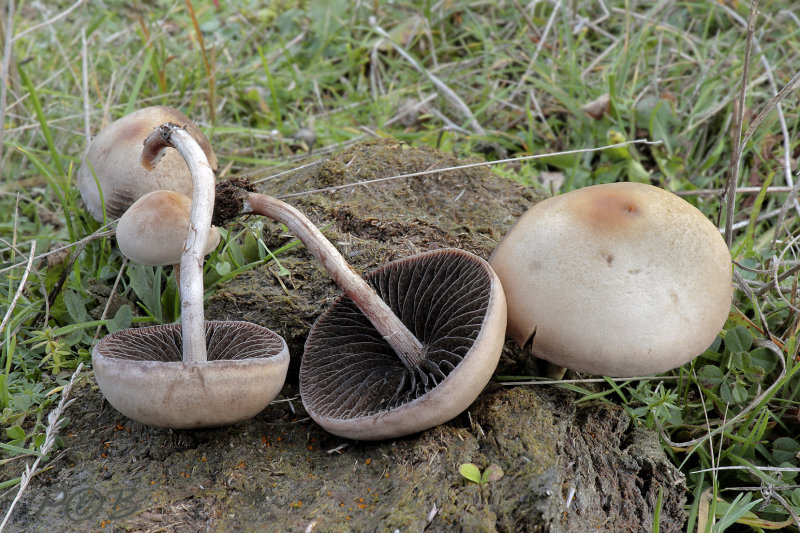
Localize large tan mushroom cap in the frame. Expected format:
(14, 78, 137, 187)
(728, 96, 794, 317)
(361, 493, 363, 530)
(77, 106, 218, 221)
(116, 190, 220, 266)
(490, 182, 732, 377)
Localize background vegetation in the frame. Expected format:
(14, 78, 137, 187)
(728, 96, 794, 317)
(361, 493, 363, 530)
(1, 0, 799, 530)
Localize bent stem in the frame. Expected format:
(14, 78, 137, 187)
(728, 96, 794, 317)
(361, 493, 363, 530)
(243, 193, 425, 369)
(141, 124, 215, 364)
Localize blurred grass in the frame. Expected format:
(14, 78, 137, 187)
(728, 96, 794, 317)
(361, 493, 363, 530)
(2, 0, 800, 530)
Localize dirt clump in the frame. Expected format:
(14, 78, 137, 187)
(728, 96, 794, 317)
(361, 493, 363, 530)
(3, 139, 685, 532)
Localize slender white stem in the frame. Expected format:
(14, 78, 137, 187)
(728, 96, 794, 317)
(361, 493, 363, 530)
(141, 125, 215, 364)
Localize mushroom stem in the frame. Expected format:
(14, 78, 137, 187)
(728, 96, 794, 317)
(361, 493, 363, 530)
(141, 124, 215, 364)
(242, 193, 426, 369)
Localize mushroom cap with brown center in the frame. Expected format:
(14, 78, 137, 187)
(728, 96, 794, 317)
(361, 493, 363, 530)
(77, 106, 218, 221)
(489, 181, 732, 377)
(299, 248, 507, 440)
(116, 190, 221, 266)
(92, 321, 289, 429)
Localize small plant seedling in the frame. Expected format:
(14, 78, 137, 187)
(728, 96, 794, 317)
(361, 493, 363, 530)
(459, 463, 504, 487)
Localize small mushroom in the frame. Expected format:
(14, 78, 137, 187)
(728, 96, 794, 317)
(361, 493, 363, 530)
(212, 181, 508, 439)
(116, 190, 221, 267)
(92, 124, 288, 429)
(489, 181, 732, 377)
(77, 106, 218, 221)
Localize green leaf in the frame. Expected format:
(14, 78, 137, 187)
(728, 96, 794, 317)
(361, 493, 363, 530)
(720, 381, 735, 404)
(458, 463, 482, 485)
(215, 261, 232, 276)
(482, 463, 504, 484)
(107, 305, 133, 334)
(12, 393, 32, 412)
(772, 437, 800, 464)
(128, 264, 153, 308)
(128, 265, 163, 322)
(697, 365, 724, 387)
(5, 425, 26, 441)
(748, 347, 777, 374)
(725, 326, 753, 354)
(64, 290, 90, 324)
(161, 278, 179, 324)
(626, 158, 650, 183)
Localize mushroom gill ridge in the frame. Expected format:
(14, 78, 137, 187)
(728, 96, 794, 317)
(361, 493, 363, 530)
(96, 321, 285, 362)
(301, 249, 491, 419)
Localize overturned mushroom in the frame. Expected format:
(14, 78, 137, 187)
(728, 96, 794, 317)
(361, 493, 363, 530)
(489, 181, 732, 377)
(212, 180, 507, 439)
(92, 125, 288, 429)
(300, 249, 506, 440)
(77, 106, 218, 221)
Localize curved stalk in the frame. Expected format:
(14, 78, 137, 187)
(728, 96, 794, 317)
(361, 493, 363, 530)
(141, 124, 214, 364)
(242, 193, 425, 369)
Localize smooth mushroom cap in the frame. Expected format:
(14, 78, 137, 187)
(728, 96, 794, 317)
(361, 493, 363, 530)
(77, 106, 218, 221)
(116, 190, 221, 266)
(92, 321, 289, 429)
(299, 248, 507, 441)
(489, 181, 732, 377)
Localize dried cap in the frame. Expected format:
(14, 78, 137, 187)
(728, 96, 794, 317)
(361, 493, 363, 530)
(300, 249, 506, 440)
(92, 321, 289, 428)
(116, 190, 220, 266)
(490, 182, 732, 377)
(77, 106, 218, 221)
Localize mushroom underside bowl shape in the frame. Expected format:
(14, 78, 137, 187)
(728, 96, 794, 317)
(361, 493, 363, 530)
(299, 248, 507, 441)
(93, 321, 289, 429)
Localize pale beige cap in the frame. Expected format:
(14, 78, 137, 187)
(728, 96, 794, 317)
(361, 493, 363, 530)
(116, 190, 220, 266)
(77, 106, 218, 221)
(490, 182, 732, 377)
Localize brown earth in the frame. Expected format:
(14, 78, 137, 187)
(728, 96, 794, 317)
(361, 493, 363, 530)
(2, 139, 686, 532)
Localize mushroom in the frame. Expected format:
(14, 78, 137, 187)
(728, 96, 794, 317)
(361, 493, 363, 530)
(116, 189, 221, 267)
(91, 124, 288, 428)
(300, 248, 507, 440)
(211, 181, 507, 440)
(77, 106, 218, 221)
(489, 181, 732, 377)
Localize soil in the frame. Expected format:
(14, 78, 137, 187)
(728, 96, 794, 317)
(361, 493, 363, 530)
(2, 139, 686, 532)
